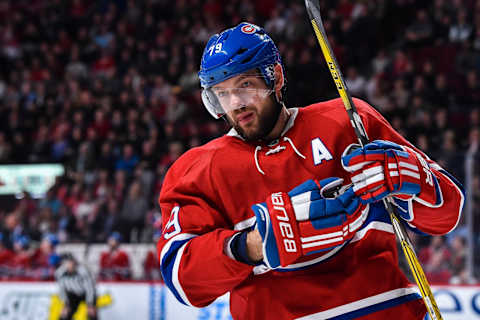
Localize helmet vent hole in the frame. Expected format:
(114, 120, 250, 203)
(241, 57, 253, 64)
(236, 48, 247, 55)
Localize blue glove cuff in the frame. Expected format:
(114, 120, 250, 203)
(251, 202, 281, 268)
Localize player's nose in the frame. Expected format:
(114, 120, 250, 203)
(230, 91, 244, 108)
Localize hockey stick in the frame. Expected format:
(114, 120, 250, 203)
(304, 1, 442, 319)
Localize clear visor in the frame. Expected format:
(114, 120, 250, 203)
(202, 87, 274, 118)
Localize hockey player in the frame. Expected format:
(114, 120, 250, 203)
(157, 23, 464, 319)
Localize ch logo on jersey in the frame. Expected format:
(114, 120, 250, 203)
(311, 138, 333, 165)
(163, 206, 182, 240)
(241, 24, 256, 34)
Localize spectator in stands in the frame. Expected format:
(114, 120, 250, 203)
(0, 132, 10, 162)
(71, 142, 96, 178)
(115, 144, 139, 175)
(96, 198, 121, 242)
(0, 233, 13, 279)
(58, 205, 77, 242)
(345, 66, 366, 98)
(450, 268, 477, 285)
(419, 236, 452, 283)
(391, 78, 410, 109)
(405, 9, 434, 47)
(120, 180, 148, 242)
(99, 232, 131, 280)
(39, 189, 63, 217)
(450, 235, 468, 275)
(449, 8, 473, 43)
(30, 233, 61, 280)
(143, 231, 162, 282)
(10, 235, 32, 280)
(97, 142, 116, 172)
(74, 190, 98, 239)
(159, 141, 184, 171)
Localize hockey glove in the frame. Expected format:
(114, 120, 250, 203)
(341, 140, 439, 205)
(251, 177, 369, 269)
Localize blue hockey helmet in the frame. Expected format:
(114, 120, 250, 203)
(198, 22, 285, 119)
(14, 235, 30, 249)
(43, 233, 59, 247)
(108, 231, 122, 243)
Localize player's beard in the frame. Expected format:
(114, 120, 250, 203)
(226, 96, 282, 142)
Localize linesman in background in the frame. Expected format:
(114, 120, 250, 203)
(55, 253, 98, 320)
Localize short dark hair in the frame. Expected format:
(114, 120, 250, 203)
(62, 252, 77, 263)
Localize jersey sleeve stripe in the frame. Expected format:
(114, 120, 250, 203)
(160, 233, 197, 306)
(160, 233, 197, 263)
(439, 169, 465, 234)
(408, 168, 463, 234)
(274, 243, 346, 271)
(351, 221, 394, 243)
(171, 241, 193, 306)
(294, 287, 420, 320)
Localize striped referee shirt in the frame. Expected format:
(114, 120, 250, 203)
(55, 263, 96, 305)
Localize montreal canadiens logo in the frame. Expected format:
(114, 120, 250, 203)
(241, 24, 256, 34)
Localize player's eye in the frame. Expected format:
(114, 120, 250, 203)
(240, 80, 251, 88)
(216, 90, 228, 98)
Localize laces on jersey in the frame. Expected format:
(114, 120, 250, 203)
(254, 136, 306, 175)
(265, 145, 286, 155)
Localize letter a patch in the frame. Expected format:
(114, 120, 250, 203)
(311, 138, 333, 165)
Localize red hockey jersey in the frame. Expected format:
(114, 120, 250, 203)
(144, 250, 162, 281)
(157, 98, 464, 320)
(99, 249, 131, 280)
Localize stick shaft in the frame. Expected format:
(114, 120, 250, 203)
(304, 1, 442, 319)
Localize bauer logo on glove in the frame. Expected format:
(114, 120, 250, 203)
(252, 177, 369, 269)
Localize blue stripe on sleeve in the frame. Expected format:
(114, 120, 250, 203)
(328, 293, 421, 320)
(160, 238, 192, 305)
(438, 169, 465, 197)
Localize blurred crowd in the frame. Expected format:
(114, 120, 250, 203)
(0, 0, 479, 283)
(0, 231, 161, 281)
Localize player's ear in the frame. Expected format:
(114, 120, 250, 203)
(273, 63, 284, 100)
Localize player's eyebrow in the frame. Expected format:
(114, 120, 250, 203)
(232, 74, 250, 85)
(213, 70, 260, 90)
(232, 71, 261, 85)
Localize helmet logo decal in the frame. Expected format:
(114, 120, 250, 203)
(264, 65, 275, 82)
(241, 24, 256, 34)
